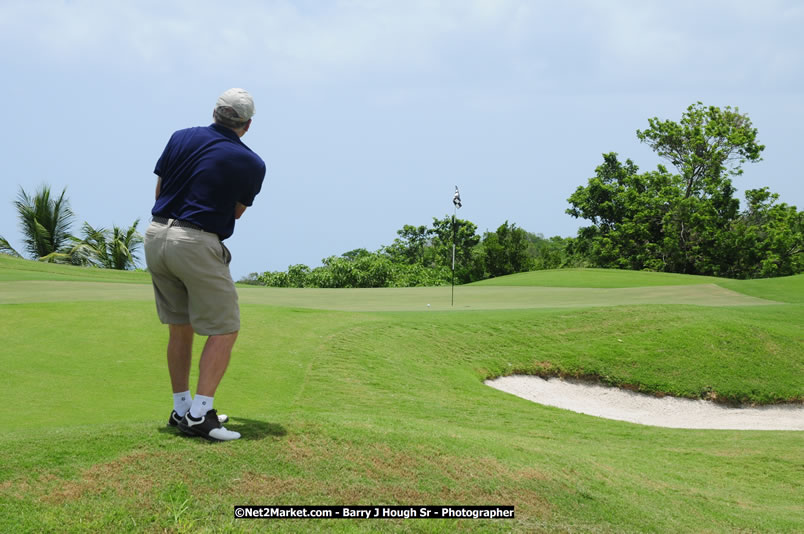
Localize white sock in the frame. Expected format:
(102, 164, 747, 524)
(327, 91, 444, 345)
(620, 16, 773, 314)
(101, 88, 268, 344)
(190, 394, 214, 419)
(173, 391, 192, 417)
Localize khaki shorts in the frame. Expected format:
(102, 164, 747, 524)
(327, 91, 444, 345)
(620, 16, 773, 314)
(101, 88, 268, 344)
(144, 220, 239, 335)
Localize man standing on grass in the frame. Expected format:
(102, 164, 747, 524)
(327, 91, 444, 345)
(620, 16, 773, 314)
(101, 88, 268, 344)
(144, 88, 266, 441)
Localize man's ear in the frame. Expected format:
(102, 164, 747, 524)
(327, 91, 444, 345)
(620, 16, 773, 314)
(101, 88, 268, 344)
(243, 119, 252, 133)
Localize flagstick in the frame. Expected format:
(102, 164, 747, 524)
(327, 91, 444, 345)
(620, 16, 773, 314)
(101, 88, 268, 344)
(451, 204, 456, 307)
(450, 185, 461, 307)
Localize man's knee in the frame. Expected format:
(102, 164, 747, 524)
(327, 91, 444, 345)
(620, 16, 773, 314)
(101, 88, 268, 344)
(169, 323, 195, 339)
(204, 331, 239, 350)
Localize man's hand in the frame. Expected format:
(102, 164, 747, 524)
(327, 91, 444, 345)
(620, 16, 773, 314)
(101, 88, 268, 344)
(235, 202, 247, 219)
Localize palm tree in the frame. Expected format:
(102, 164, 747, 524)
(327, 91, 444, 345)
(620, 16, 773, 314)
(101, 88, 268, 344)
(68, 219, 143, 270)
(0, 185, 74, 260)
(107, 220, 143, 270)
(0, 236, 20, 257)
(66, 222, 109, 267)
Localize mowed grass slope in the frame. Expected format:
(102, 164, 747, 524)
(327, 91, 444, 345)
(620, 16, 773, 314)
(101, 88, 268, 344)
(473, 267, 804, 304)
(0, 259, 802, 533)
(471, 268, 725, 287)
(0, 254, 152, 283)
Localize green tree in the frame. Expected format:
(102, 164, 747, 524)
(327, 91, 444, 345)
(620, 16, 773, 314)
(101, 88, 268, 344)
(341, 248, 371, 261)
(567, 103, 788, 277)
(319, 252, 395, 288)
(390, 262, 452, 287)
(239, 272, 263, 285)
(257, 270, 291, 287)
(384, 225, 430, 265)
(480, 221, 533, 278)
(67, 220, 143, 270)
(526, 233, 573, 270)
(567, 154, 681, 271)
(107, 221, 144, 270)
(0, 185, 74, 260)
(429, 215, 480, 282)
(636, 102, 764, 199)
(724, 188, 803, 278)
(634, 103, 762, 274)
(255, 216, 557, 288)
(257, 264, 315, 287)
(286, 263, 312, 287)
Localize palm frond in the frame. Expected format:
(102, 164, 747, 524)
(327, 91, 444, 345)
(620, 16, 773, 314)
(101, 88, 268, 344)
(64, 241, 100, 267)
(0, 236, 22, 257)
(13, 185, 74, 259)
(38, 251, 73, 263)
(107, 219, 143, 270)
(73, 222, 110, 268)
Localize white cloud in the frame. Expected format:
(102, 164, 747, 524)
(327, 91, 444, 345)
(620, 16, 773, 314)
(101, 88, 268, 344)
(0, 1, 529, 81)
(584, 0, 804, 91)
(0, 0, 801, 91)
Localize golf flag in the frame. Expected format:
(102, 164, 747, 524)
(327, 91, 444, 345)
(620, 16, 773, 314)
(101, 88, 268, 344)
(453, 186, 462, 209)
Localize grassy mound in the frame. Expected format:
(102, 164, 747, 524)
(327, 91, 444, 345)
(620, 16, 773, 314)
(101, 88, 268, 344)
(0, 254, 151, 284)
(470, 268, 722, 288)
(716, 274, 804, 304)
(472, 267, 804, 303)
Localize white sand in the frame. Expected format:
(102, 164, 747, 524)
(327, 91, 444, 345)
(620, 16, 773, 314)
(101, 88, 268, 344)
(485, 375, 804, 431)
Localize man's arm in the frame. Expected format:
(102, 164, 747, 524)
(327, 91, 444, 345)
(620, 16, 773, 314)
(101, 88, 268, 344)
(155, 177, 162, 200)
(235, 202, 247, 220)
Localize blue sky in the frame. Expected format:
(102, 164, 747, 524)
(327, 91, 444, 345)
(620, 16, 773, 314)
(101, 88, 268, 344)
(1, 0, 802, 279)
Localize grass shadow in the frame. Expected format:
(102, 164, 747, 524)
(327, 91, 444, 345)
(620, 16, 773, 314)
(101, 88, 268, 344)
(224, 417, 287, 441)
(157, 417, 287, 442)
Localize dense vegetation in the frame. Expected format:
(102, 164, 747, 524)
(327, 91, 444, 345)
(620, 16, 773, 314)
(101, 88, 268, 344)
(243, 218, 575, 288)
(567, 103, 802, 278)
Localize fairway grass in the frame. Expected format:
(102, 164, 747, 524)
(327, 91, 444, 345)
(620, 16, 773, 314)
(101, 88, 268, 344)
(0, 279, 778, 310)
(1, 260, 802, 532)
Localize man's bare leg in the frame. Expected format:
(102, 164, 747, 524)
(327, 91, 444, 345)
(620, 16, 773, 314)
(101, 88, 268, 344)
(167, 324, 194, 393)
(182, 330, 241, 440)
(196, 331, 239, 397)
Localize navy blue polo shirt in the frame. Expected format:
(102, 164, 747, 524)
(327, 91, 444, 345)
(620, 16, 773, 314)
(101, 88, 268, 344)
(152, 123, 266, 240)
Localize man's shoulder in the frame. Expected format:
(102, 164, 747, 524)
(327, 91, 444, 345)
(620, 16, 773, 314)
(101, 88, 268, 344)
(230, 145, 266, 176)
(171, 125, 207, 135)
(218, 135, 264, 169)
(169, 124, 264, 172)
(166, 125, 210, 144)
(236, 141, 264, 163)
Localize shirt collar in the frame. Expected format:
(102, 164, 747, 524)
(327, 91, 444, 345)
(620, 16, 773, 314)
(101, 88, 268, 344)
(209, 123, 242, 142)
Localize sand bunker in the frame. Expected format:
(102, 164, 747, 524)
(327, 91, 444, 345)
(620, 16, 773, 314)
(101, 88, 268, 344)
(486, 375, 803, 431)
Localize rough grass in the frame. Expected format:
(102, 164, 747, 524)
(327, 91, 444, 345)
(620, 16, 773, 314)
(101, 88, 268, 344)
(0, 260, 802, 532)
